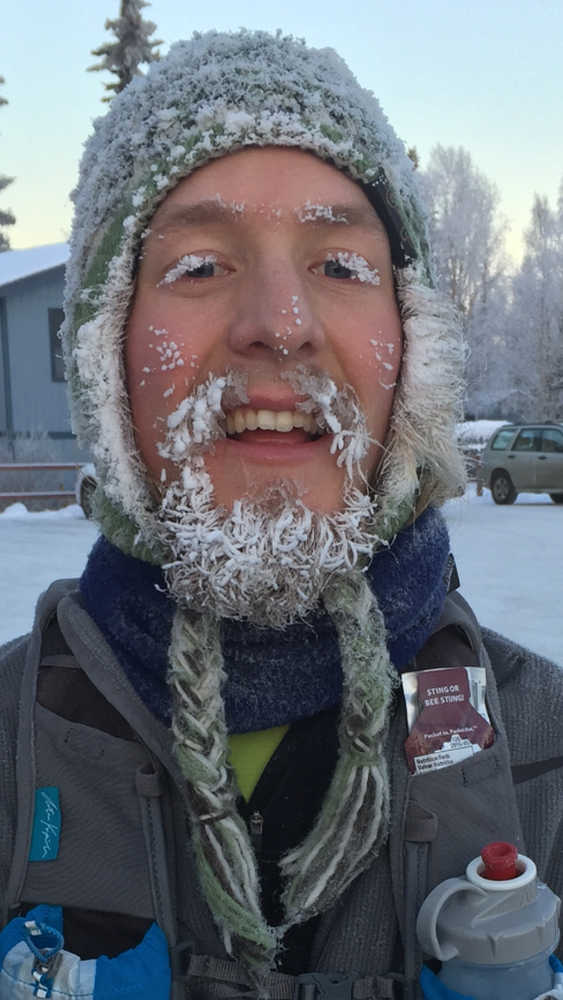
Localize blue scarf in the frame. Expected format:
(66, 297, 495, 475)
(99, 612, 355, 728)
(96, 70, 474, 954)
(80, 507, 452, 734)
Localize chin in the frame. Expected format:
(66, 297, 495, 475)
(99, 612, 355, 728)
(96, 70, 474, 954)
(153, 474, 381, 628)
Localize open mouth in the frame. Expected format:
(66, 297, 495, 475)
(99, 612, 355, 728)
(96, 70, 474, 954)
(225, 406, 325, 443)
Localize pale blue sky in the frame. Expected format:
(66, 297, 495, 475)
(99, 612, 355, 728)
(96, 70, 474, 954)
(2, 0, 562, 263)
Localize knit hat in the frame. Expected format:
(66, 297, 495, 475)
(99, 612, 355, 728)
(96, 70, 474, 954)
(61, 29, 466, 980)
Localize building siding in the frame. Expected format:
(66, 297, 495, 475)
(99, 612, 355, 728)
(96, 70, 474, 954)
(0, 267, 89, 464)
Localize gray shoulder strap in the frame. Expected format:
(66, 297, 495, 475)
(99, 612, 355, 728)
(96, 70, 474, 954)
(5, 599, 49, 917)
(387, 606, 524, 999)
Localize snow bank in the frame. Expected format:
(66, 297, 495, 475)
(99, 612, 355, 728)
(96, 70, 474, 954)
(0, 503, 85, 520)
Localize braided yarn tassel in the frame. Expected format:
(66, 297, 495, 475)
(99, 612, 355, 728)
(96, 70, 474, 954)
(280, 571, 397, 925)
(168, 608, 277, 971)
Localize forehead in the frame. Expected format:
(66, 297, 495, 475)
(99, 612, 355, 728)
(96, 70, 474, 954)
(150, 147, 387, 234)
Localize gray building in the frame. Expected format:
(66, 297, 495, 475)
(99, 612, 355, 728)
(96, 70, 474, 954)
(0, 244, 89, 465)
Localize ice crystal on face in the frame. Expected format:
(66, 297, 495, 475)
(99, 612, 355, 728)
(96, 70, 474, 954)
(152, 340, 184, 371)
(154, 373, 381, 625)
(157, 372, 245, 463)
(158, 254, 217, 287)
(283, 367, 371, 480)
(146, 362, 388, 624)
(369, 340, 395, 372)
(297, 201, 349, 224)
(330, 252, 380, 285)
(157, 478, 381, 627)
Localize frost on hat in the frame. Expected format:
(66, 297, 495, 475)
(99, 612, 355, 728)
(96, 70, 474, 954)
(61, 28, 465, 560)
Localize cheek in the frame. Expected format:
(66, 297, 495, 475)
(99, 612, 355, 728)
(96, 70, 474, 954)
(125, 304, 203, 477)
(347, 304, 403, 408)
(363, 333, 402, 390)
(125, 298, 206, 410)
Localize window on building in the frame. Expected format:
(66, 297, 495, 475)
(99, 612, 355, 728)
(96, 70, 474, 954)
(49, 308, 65, 382)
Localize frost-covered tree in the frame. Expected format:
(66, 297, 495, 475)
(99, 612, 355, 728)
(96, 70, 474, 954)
(421, 145, 509, 416)
(89, 0, 162, 102)
(407, 146, 419, 170)
(508, 192, 563, 421)
(0, 76, 15, 252)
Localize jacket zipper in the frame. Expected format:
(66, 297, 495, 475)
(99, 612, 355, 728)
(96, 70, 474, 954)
(249, 810, 264, 854)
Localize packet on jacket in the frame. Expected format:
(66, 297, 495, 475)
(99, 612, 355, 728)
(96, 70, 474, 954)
(402, 666, 494, 774)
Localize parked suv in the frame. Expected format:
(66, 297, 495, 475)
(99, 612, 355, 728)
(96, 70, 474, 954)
(480, 423, 563, 504)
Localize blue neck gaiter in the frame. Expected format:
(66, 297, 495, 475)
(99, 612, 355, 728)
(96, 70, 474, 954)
(80, 507, 452, 733)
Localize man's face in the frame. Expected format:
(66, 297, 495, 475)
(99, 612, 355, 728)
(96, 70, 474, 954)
(126, 148, 402, 514)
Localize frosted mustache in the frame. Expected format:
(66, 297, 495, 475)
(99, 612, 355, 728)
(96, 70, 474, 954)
(157, 366, 373, 481)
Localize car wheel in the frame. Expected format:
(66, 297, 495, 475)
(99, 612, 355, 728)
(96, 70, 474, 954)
(79, 476, 97, 519)
(491, 471, 517, 505)
(549, 493, 563, 504)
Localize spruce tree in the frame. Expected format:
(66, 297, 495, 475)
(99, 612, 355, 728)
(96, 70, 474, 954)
(0, 76, 15, 253)
(89, 0, 162, 102)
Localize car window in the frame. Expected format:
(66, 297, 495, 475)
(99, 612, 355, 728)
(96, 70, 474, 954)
(541, 428, 563, 453)
(513, 429, 541, 451)
(490, 429, 515, 450)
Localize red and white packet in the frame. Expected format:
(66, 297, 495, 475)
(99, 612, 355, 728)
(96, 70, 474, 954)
(401, 666, 494, 775)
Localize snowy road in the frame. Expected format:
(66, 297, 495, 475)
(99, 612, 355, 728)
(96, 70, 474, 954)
(0, 488, 561, 665)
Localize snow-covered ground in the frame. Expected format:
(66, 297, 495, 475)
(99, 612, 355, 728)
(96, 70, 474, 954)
(0, 489, 561, 665)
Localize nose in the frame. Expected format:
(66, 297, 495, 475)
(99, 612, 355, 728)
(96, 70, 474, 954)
(227, 261, 325, 360)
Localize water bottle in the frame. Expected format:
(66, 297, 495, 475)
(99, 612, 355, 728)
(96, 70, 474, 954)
(416, 842, 562, 1000)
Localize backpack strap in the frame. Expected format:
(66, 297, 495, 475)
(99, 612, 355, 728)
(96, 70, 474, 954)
(5, 606, 182, 977)
(5, 602, 46, 920)
(388, 593, 525, 1000)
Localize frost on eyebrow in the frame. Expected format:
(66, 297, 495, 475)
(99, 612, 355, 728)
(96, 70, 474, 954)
(296, 201, 349, 224)
(330, 251, 380, 286)
(210, 192, 247, 215)
(157, 253, 217, 287)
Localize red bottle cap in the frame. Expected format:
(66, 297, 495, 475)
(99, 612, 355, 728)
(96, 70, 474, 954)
(480, 842, 519, 880)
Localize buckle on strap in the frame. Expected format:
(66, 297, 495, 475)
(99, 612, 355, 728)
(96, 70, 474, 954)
(295, 973, 355, 1000)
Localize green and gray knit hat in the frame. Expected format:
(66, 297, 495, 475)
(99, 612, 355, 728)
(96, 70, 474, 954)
(62, 28, 465, 559)
(62, 30, 467, 978)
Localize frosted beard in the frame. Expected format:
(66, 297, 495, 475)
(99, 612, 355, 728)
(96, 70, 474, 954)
(153, 367, 385, 628)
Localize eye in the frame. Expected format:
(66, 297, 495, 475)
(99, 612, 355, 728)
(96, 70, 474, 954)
(184, 260, 216, 278)
(157, 254, 227, 287)
(324, 258, 354, 279)
(317, 252, 381, 287)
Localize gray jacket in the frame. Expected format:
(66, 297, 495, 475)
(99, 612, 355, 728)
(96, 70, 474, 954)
(0, 581, 562, 999)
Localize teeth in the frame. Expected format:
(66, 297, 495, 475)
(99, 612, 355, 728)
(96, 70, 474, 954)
(256, 409, 277, 431)
(225, 407, 320, 435)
